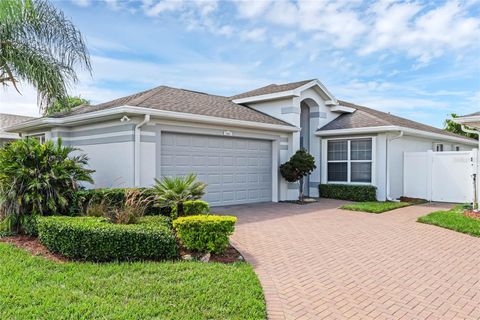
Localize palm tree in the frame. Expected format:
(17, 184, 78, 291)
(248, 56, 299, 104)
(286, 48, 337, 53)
(0, 0, 91, 114)
(153, 174, 207, 218)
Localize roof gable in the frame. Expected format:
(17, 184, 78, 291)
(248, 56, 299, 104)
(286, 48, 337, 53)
(230, 79, 315, 100)
(319, 100, 476, 141)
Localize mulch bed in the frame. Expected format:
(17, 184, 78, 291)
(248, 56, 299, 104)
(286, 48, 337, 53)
(1, 235, 244, 264)
(399, 196, 428, 204)
(280, 197, 319, 205)
(464, 210, 480, 220)
(179, 245, 244, 263)
(0, 235, 68, 263)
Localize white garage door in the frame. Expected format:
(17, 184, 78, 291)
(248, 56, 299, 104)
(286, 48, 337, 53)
(161, 132, 272, 206)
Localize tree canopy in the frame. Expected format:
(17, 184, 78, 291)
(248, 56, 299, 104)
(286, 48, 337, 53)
(280, 149, 316, 202)
(47, 96, 89, 115)
(444, 113, 478, 140)
(0, 0, 91, 114)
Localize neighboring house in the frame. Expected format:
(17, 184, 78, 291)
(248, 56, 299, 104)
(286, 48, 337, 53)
(6, 79, 477, 205)
(0, 113, 36, 147)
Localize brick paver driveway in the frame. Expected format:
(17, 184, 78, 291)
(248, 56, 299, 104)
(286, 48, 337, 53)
(213, 199, 480, 320)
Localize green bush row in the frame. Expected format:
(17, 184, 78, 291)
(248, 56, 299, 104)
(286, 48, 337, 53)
(173, 215, 237, 254)
(37, 216, 178, 262)
(319, 184, 377, 202)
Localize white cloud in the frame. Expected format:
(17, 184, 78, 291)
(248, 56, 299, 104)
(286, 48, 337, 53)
(272, 32, 297, 49)
(230, 0, 480, 63)
(0, 84, 41, 117)
(240, 28, 266, 42)
(142, 0, 185, 16)
(86, 36, 131, 53)
(234, 0, 272, 18)
(361, 1, 480, 63)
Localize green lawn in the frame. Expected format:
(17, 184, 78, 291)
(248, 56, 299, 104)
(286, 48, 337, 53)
(340, 201, 411, 213)
(0, 243, 266, 320)
(418, 206, 480, 237)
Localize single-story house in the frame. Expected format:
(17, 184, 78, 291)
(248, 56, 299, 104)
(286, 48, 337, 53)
(0, 113, 36, 147)
(6, 79, 477, 205)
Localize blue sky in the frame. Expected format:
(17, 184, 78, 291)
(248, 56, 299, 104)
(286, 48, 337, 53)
(1, 0, 479, 128)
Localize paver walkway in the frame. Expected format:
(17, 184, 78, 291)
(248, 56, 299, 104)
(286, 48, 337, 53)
(213, 199, 480, 320)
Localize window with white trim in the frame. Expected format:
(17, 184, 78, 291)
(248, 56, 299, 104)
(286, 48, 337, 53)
(27, 134, 46, 144)
(434, 143, 444, 152)
(327, 138, 372, 183)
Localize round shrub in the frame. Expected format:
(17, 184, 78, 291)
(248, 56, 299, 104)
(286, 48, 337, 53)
(171, 200, 210, 218)
(172, 215, 237, 253)
(37, 216, 178, 262)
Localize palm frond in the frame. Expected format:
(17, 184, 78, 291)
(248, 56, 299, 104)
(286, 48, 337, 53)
(0, 0, 91, 113)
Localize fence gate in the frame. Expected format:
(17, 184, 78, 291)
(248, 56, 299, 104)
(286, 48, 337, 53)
(403, 150, 476, 203)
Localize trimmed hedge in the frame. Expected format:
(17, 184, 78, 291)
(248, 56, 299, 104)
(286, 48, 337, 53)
(72, 188, 171, 216)
(319, 184, 377, 202)
(171, 200, 210, 218)
(173, 215, 237, 253)
(37, 216, 178, 262)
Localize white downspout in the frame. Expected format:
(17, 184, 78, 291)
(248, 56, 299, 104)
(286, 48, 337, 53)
(386, 131, 404, 201)
(460, 125, 479, 210)
(134, 114, 150, 187)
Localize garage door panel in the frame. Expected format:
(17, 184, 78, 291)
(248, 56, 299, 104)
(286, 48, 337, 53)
(161, 132, 272, 206)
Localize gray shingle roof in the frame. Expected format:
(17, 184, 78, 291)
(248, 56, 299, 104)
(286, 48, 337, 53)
(319, 101, 476, 141)
(230, 79, 314, 100)
(52, 86, 292, 126)
(460, 111, 480, 117)
(0, 113, 36, 132)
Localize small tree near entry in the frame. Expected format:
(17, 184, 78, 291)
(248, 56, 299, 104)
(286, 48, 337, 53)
(280, 149, 316, 203)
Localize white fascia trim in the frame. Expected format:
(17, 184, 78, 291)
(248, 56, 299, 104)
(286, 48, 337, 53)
(232, 79, 338, 105)
(294, 79, 338, 104)
(232, 90, 299, 104)
(6, 106, 299, 133)
(316, 125, 477, 145)
(0, 132, 20, 139)
(454, 115, 480, 124)
(331, 105, 356, 113)
(316, 126, 397, 136)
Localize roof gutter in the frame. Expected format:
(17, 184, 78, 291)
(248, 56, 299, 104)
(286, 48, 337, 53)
(316, 125, 477, 145)
(5, 106, 299, 133)
(134, 114, 150, 187)
(386, 131, 404, 201)
(460, 125, 480, 210)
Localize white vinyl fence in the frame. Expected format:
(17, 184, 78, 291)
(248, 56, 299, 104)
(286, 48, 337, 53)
(403, 150, 477, 203)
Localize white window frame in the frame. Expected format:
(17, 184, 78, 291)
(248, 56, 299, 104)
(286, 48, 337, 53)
(322, 136, 376, 186)
(454, 145, 461, 151)
(25, 133, 46, 144)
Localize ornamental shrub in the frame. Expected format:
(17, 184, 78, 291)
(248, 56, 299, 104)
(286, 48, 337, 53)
(319, 184, 377, 202)
(153, 174, 207, 217)
(171, 200, 210, 218)
(0, 138, 93, 234)
(73, 188, 169, 216)
(280, 149, 316, 202)
(173, 215, 237, 253)
(37, 216, 178, 262)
